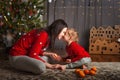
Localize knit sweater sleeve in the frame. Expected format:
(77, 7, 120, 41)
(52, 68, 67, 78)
(28, 31, 48, 62)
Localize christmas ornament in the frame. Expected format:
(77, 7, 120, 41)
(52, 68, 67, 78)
(29, 10, 33, 16)
(0, 0, 46, 43)
(0, 15, 3, 19)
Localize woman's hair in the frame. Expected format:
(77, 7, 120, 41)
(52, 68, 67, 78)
(45, 19, 68, 50)
(66, 28, 79, 42)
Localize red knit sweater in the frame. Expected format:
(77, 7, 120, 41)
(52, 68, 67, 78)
(66, 42, 90, 62)
(9, 29, 49, 62)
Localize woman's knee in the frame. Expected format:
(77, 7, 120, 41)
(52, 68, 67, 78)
(34, 64, 46, 74)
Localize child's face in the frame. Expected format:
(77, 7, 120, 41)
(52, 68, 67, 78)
(62, 29, 78, 42)
(62, 30, 71, 42)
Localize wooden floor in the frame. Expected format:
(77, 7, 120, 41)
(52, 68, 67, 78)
(91, 54, 120, 62)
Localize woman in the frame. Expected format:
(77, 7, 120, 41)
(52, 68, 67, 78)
(9, 19, 68, 74)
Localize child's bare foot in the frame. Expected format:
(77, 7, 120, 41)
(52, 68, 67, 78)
(82, 65, 88, 69)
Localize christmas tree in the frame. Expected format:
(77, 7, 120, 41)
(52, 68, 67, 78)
(0, 0, 46, 48)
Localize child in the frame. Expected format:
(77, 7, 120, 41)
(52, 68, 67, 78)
(55, 28, 92, 70)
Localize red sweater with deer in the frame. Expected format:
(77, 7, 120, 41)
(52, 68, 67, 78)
(66, 42, 90, 62)
(9, 29, 49, 62)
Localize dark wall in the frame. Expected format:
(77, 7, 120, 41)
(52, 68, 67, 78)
(47, 0, 120, 51)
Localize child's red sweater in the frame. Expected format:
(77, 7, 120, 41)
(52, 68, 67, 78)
(66, 42, 90, 62)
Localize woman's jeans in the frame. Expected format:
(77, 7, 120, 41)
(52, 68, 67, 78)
(9, 55, 49, 74)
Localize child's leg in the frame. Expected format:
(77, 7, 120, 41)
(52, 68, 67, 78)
(66, 57, 91, 69)
(9, 55, 46, 74)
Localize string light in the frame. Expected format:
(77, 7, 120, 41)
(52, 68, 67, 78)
(33, 5, 36, 9)
(4, 16, 8, 21)
(29, 16, 31, 18)
(7, 12, 10, 16)
(48, 0, 52, 3)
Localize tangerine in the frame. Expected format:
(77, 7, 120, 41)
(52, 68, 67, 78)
(91, 66, 97, 72)
(89, 70, 96, 75)
(75, 69, 81, 74)
(84, 69, 90, 75)
(78, 70, 85, 78)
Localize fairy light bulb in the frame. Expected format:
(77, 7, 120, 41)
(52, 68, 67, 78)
(48, 0, 52, 3)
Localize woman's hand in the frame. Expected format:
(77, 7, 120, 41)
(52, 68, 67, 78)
(44, 62, 55, 69)
(50, 53, 62, 62)
(54, 64, 66, 71)
(43, 52, 62, 61)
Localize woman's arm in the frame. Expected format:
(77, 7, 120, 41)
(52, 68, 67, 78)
(28, 31, 48, 62)
(43, 51, 62, 62)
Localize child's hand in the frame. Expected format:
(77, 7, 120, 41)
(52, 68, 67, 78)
(54, 64, 66, 71)
(65, 59, 71, 63)
(43, 52, 62, 62)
